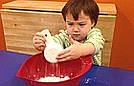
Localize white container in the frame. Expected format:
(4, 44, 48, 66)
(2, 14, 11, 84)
(41, 29, 63, 63)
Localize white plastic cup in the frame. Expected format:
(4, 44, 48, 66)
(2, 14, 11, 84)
(41, 29, 63, 63)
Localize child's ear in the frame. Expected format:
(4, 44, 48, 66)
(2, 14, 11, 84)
(91, 20, 95, 27)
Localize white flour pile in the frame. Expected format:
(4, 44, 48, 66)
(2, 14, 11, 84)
(38, 76, 70, 82)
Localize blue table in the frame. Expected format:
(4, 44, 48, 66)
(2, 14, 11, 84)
(0, 50, 134, 86)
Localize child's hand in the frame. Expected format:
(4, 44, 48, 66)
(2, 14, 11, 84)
(56, 35, 83, 62)
(33, 32, 46, 51)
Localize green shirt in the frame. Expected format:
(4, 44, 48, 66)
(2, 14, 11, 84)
(52, 28, 105, 65)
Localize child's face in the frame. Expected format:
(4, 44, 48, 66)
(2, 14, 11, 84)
(65, 11, 94, 41)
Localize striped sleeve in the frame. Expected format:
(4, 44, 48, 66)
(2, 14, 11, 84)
(51, 30, 71, 48)
(85, 28, 105, 54)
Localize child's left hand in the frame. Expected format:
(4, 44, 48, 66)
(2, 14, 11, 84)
(56, 35, 83, 62)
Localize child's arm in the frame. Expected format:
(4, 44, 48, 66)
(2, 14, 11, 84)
(56, 28, 105, 62)
(56, 36, 95, 62)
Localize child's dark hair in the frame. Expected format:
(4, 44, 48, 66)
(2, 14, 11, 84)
(62, 0, 99, 26)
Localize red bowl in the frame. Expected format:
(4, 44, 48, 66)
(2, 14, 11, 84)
(16, 53, 92, 86)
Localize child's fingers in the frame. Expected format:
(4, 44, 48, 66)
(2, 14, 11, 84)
(68, 35, 78, 44)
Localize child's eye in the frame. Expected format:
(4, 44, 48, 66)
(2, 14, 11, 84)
(68, 23, 73, 26)
(79, 24, 85, 26)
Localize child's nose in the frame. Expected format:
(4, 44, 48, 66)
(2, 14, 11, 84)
(73, 26, 79, 31)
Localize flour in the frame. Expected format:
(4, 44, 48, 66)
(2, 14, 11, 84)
(38, 76, 70, 82)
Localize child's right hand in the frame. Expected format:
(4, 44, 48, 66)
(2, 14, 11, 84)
(33, 32, 46, 51)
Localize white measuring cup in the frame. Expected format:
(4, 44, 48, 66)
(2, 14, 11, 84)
(40, 29, 63, 63)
